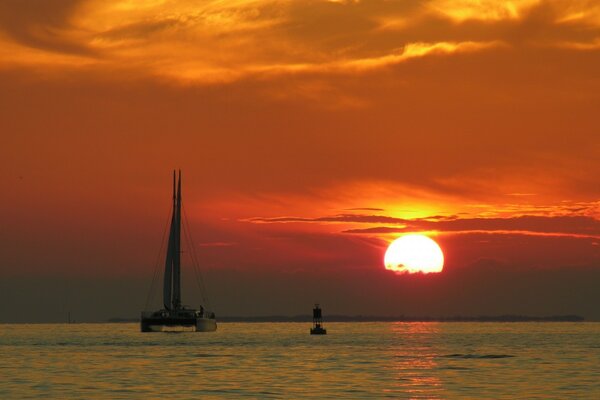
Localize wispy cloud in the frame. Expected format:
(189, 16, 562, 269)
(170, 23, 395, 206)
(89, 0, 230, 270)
(2, 0, 599, 83)
(344, 216, 600, 239)
(247, 207, 600, 240)
(344, 207, 386, 212)
(556, 38, 600, 50)
(429, 0, 541, 22)
(246, 214, 410, 224)
(197, 241, 237, 247)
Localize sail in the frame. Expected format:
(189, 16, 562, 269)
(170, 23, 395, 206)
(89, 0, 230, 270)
(172, 171, 182, 309)
(162, 170, 183, 310)
(163, 171, 177, 310)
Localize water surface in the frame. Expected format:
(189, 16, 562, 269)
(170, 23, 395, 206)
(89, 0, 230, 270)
(1, 322, 599, 398)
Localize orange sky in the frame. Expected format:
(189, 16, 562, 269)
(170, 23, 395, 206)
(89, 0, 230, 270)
(1, 0, 599, 321)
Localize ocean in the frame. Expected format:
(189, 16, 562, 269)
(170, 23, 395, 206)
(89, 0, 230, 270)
(1, 322, 599, 398)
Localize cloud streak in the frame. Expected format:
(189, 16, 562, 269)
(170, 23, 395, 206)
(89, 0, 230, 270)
(248, 211, 600, 241)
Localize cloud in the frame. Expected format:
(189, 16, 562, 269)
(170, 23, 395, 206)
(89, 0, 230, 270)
(196, 241, 237, 247)
(332, 40, 503, 71)
(344, 207, 386, 212)
(0, 0, 90, 54)
(347, 228, 600, 241)
(556, 38, 600, 50)
(247, 214, 410, 224)
(248, 210, 600, 241)
(2, 0, 599, 83)
(429, 0, 541, 22)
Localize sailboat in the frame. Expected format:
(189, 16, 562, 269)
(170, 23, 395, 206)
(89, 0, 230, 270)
(141, 170, 217, 332)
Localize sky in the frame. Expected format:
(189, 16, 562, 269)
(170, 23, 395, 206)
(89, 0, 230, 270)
(1, 0, 599, 322)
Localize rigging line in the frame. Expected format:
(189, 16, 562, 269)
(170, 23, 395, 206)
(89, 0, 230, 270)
(182, 205, 210, 309)
(181, 207, 207, 307)
(181, 224, 205, 307)
(144, 203, 173, 311)
(182, 204, 212, 310)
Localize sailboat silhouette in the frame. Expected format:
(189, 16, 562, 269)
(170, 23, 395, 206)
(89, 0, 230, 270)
(140, 171, 217, 332)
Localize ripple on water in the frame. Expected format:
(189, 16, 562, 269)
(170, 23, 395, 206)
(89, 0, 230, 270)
(0, 322, 599, 398)
(440, 353, 516, 359)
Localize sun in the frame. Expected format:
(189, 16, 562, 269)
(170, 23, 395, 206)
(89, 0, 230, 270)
(384, 234, 444, 274)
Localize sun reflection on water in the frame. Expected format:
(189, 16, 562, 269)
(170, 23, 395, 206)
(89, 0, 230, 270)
(389, 322, 445, 399)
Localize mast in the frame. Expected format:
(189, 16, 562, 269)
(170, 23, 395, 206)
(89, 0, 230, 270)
(163, 171, 177, 310)
(313, 304, 323, 329)
(173, 170, 182, 309)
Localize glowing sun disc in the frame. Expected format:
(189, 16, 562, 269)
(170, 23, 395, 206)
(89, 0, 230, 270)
(384, 234, 444, 274)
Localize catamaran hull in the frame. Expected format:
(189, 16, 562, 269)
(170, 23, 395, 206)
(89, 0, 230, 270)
(196, 318, 217, 332)
(140, 317, 217, 332)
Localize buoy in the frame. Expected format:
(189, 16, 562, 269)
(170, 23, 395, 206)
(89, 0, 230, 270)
(310, 304, 327, 335)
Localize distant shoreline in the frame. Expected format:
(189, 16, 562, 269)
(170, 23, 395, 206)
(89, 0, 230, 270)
(106, 314, 585, 323)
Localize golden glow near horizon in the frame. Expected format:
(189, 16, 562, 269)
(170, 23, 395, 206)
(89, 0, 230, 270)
(384, 235, 445, 274)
